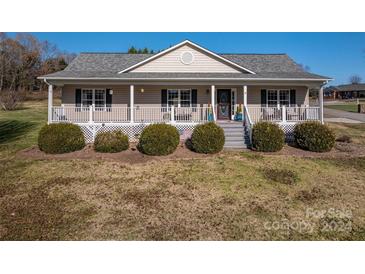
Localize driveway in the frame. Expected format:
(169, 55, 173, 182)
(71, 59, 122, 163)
(324, 107, 365, 123)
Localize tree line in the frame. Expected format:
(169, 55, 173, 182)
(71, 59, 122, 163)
(127, 46, 156, 54)
(0, 32, 75, 110)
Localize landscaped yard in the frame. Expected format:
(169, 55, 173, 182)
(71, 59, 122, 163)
(0, 100, 364, 240)
(325, 103, 358, 113)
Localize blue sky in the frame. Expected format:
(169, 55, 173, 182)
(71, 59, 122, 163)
(10, 32, 365, 85)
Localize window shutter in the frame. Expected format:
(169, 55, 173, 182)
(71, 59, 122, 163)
(75, 89, 81, 111)
(106, 89, 112, 111)
(161, 89, 167, 107)
(290, 89, 296, 106)
(261, 89, 267, 106)
(191, 89, 197, 106)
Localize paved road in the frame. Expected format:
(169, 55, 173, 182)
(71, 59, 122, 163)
(324, 107, 365, 122)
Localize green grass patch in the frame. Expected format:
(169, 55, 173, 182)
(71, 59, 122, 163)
(325, 104, 358, 113)
(0, 100, 47, 156)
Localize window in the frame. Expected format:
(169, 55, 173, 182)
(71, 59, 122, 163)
(94, 89, 106, 107)
(81, 89, 106, 108)
(267, 90, 278, 107)
(279, 90, 290, 106)
(267, 89, 290, 107)
(81, 89, 93, 107)
(167, 89, 192, 107)
(180, 89, 191, 107)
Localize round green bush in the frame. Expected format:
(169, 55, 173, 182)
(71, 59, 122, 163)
(294, 121, 335, 152)
(138, 124, 180, 156)
(252, 122, 285, 152)
(38, 123, 85, 154)
(94, 130, 129, 153)
(191, 122, 225, 154)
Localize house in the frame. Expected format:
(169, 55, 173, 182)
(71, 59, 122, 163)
(39, 40, 331, 148)
(334, 84, 365, 99)
(324, 86, 339, 100)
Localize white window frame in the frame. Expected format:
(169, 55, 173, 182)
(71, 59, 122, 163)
(167, 89, 192, 107)
(81, 88, 106, 110)
(266, 89, 291, 107)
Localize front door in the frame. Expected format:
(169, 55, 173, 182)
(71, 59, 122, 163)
(217, 89, 231, 120)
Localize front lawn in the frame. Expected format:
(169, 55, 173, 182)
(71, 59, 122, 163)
(325, 104, 358, 113)
(0, 101, 364, 240)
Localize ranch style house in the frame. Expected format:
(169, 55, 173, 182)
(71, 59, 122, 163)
(39, 40, 331, 148)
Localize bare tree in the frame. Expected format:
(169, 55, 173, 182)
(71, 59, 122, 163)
(349, 75, 362, 84)
(0, 33, 75, 110)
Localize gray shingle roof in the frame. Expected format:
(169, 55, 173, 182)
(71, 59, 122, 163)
(64, 53, 153, 72)
(42, 70, 327, 80)
(336, 83, 365, 91)
(40, 52, 330, 80)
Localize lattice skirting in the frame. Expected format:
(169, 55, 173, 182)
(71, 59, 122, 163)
(278, 122, 297, 142)
(77, 123, 198, 143)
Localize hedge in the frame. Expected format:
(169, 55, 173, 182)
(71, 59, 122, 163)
(252, 122, 285, 152)
(294, 121, 335, 152)
(191, 122, 225, 154)
(94, 131, 129, 153)
(138, 124, 180, 155)
(38, 123, 85, 154)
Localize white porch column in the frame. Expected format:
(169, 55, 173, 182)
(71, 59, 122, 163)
(211, 85, 216, 121)
(130, 85, 134, 123)
(319, 86, 324, 124)
(243, 85, 247, 107)
(47, 84, 53, 124)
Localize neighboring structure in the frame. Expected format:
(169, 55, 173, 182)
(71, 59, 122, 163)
(334, 84, 365, 99)
(39, 40, 331, 147)
(324, 86, 339, 99)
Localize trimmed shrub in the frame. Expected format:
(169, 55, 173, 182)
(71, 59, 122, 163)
(252, 122, 285, 152)
(38, 123, 85, 154)
(294, 121, 335, 152)
(138, 124, 180, 156)
(191, 122, 225, 154)
(94, 131, 129, 153)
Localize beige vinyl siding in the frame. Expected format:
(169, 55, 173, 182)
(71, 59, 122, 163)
(131, 45, 242, 73)
(62, 85, 130, 106)
(135, 85, 211, 106)
(246, 86, 308, 106)
(62, 85, 308, 107)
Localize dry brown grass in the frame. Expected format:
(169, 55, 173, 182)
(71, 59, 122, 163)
(1, 102, 365, 240)
(1, 153, 364, 240)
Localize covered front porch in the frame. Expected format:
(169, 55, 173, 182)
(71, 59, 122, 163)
(47, 84, 324, 126)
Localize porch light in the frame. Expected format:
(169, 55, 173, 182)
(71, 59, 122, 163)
(141, 88, 144, 93)
(109, 90, 113, 95)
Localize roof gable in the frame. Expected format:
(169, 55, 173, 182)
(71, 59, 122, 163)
(119, 40, 255, 74)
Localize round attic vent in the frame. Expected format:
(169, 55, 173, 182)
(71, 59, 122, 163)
(180, 51, 194, 65)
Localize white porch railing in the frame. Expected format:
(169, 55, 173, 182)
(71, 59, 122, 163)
(51, 105, 213, 124)
(247, 106, 319, 123)
(51, 105, 319, 124)
(133, 107, 171, 123)
(285, 107, 320, 122)
(174, 106, 211, 123)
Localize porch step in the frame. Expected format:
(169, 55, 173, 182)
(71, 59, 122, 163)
(217, 121, 248, 149)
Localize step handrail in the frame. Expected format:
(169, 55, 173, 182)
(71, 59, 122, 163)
(244, 105, 253, 145)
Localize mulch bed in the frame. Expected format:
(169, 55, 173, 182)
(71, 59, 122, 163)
(17, 142, 214, 164)
(17, 141, 365, 164)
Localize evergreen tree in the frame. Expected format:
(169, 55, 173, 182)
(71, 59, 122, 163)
(127, 46, 137, 54)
